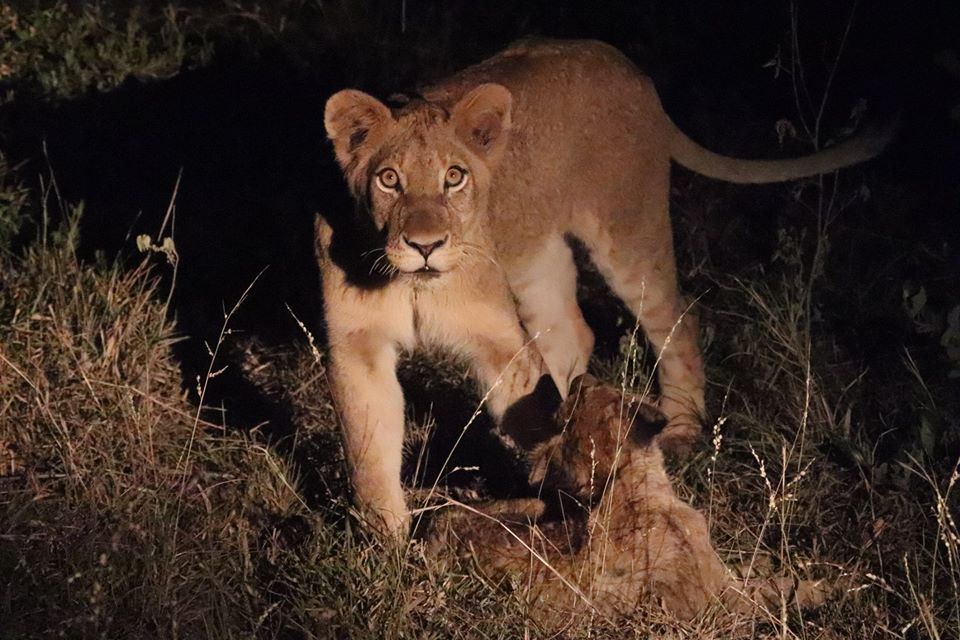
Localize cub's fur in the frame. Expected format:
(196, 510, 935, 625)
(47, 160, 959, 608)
(320, 38, 888, 534)
(427, 376, 837, 625)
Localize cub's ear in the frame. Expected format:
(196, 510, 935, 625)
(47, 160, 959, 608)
(628, 399, 668, 448)
(324, 89, 392, 172)
(451, 83, 512, 162)
(499, 374, 563, 450)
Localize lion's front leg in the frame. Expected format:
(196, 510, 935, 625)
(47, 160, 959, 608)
(468, 329, 548, 421)
(425, 289, 559, 449)
(328, 334, 409, 536)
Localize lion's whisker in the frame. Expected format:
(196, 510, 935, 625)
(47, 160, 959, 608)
(460, 242, 501, 268)
(361, 247, 385, 259)
(369, 253, 393, 277)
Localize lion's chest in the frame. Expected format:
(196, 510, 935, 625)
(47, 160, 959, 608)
(408, 282, 464, 349)
(336, 266, 515, 358)
(370, 279, 466, 352)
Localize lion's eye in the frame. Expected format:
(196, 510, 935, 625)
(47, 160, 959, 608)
(376, 168, 401, 192)
(444, 166, 468, 191)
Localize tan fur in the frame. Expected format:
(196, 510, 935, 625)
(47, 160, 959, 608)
(321, 38, 888, 535)
(427, 377, 838, 626)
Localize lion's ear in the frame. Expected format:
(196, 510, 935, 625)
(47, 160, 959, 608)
(451, 83, 512, 162)
(314, 213, 333, 253)
(324, 89, 392, 172)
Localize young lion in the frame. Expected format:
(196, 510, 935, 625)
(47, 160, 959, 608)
(426, 376, 834, 625)
(321, 38, 889, 534)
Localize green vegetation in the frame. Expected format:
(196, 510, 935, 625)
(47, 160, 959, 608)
(0, 2, 957, 638)
(0, 2, 207, 101)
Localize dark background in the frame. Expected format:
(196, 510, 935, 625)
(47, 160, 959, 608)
(2, 0, 958, 476)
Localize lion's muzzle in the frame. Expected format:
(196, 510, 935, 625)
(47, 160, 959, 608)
(388, 200, 460, 273)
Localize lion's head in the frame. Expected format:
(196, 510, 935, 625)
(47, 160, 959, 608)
(323, 84, 512, 277)
(528, 374, 668, 498)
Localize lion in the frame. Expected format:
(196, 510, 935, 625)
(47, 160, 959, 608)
(319, 38, 889, 534)
(425, 375, 838, 627)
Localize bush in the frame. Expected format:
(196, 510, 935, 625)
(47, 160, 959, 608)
(0, 206, 305, 637)
(0, 2, 209, 102)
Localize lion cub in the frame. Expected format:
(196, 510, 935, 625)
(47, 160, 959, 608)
(427, 375, 833, 624)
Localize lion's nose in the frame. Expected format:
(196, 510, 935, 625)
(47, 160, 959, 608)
(403, 235, 447, 258)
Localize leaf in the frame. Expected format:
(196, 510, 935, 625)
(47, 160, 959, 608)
(775, 118, 797, 146)
(902, 285, 927, 320)
(941, 304, 960, 350)
(849, 98, 868, 123)
(135, 233, 152, 252)
(919, 412, 941, 459)
(763, 46, 783, 79)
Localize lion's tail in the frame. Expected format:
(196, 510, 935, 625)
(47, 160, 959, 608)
(668, 117, 894, 184)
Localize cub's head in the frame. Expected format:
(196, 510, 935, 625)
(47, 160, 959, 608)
(324, 84, 512, 276)
(529, 374, 668, 498)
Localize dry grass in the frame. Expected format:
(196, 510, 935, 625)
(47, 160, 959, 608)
(0, 204, 302, 637)
(683, 256, 960, 639)
(2, 145, 956, 640)
(226, 287, 958, 639)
